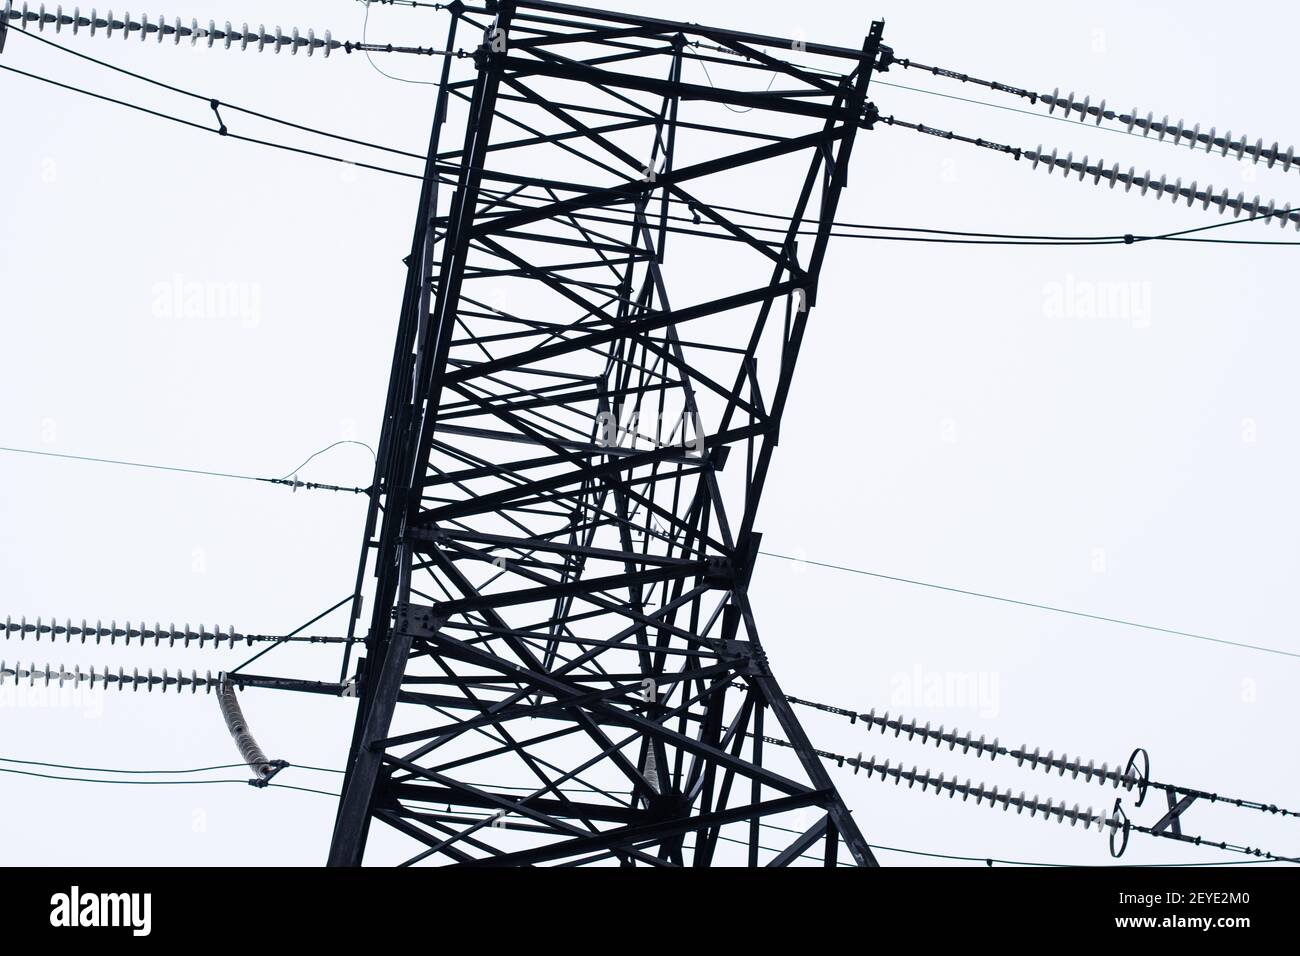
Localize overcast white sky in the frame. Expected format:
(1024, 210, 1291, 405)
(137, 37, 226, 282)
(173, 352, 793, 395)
(1, 0, 1297, 866)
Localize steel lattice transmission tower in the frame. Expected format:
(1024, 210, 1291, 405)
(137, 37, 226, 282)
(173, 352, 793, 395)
(328, 0, 886, 866)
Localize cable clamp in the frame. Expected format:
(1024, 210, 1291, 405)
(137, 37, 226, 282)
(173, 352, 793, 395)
(247, 759, 288, 788)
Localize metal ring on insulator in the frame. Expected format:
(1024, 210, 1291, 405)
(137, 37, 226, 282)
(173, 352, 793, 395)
(1109, 799, 1131, 857)
(1123, 747, 1150, 805)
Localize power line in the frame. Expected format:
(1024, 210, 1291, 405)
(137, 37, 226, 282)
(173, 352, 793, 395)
(227, 595, 358, 675)
(865, 842, 1272, 867)
(10, 23, 432, 158)
(0, 61, 422, 179)
(0, 444, 371, 495)
(275, 440, 376, 482)
(751, 820, 1273, 868)
(12, 26, 1296, 248)
(8, 44, 1294, 248)
(0, 765, 252, 786)
(0, 756, 248, 775)
(4, 758, 1274, 867)
(759, 551, 1300, 660)
(359, 0, 447, 86)
(0, 764, 341, 798)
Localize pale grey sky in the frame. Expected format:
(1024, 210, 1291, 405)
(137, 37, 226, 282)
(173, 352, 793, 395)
(1, 0, 1296, 866)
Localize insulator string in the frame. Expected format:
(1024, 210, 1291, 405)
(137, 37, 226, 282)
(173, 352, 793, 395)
(848, 750, 1119, 832)
(0, 659, 219, 693)
(759, 732, 1298, 864)
(215, 675, 275, 778)
(1, 615, 348, 648)
(887, 56, 1298, 173)
(1, 3, 458, 57)
(877, 117, 1299, 233)
(784, 695, 1300, 819)
(1023, 145, 1300, 230)
(1038, 90, 1296, 173)
(784, 695, 1138, 790)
